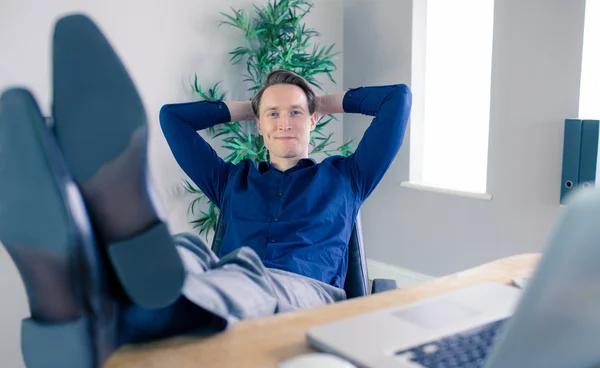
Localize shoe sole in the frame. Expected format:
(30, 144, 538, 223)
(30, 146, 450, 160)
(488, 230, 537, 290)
(51, 14, 184, 309)
(0, 88, 117, 367)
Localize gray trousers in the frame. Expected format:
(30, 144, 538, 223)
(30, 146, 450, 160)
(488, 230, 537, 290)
(119, 233, 346, 344)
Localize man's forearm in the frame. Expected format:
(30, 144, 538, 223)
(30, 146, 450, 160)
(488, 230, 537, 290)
(224, 100, 256, 122)
(317, 92, 347, 116)
(225, 93, 347, 121)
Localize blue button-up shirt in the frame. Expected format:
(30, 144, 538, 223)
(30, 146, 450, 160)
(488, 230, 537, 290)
(159, 84, 412, 288)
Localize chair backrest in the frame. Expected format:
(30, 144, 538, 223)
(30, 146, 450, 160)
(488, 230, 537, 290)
(344, 211, 369, 298)
(210, 212, 370, 299)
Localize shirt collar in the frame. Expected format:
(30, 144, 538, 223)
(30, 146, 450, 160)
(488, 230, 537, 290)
(258, 158, 316, 174)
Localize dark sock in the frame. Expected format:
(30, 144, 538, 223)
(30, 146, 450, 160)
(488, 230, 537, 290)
(118, 297, 226, 346)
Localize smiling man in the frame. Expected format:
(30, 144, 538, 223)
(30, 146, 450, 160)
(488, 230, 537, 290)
(160, 70, 412, 295)
(255, 81, 317, 168)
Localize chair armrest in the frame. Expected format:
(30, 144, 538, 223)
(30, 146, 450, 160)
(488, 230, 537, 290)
(371, 278, 397, 294)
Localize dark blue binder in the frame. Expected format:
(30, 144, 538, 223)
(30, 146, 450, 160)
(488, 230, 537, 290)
(578, 119, 600, 188)
(560, 119, 583, 203)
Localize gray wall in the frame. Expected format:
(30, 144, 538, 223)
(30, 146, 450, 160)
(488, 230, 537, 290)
(344, 0, 587, 276)
(0, 1, 342, 366)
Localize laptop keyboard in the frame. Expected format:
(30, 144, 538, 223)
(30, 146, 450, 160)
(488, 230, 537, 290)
(395, 318, 509, 368)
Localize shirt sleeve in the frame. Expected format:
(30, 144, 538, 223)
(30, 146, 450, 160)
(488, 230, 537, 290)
(159, 100, 234, 208)
(339, 84, 412, 202)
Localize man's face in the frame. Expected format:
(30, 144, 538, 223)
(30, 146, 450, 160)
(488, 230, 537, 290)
(256, 83, 316, 162)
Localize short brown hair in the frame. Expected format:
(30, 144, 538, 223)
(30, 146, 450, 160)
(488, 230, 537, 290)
(252, 69, 316, 117)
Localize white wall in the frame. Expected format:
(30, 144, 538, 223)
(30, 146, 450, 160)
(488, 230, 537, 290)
(0, 1, 343, 366)
(344, 0, 587, 277)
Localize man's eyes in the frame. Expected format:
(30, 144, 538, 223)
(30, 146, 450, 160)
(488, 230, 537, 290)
(268, 111, 302, 117)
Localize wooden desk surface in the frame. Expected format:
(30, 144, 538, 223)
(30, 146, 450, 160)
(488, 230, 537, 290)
(105, 253, 540, 368)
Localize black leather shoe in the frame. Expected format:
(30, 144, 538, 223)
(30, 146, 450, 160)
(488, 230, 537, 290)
(0, 88, 118, 368)
(51, 14, 185, 309)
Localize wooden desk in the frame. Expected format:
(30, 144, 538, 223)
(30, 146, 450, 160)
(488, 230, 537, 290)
(105, 253, 540, 368)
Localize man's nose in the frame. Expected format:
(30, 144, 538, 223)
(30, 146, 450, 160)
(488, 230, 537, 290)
(278, 115, 291, 130)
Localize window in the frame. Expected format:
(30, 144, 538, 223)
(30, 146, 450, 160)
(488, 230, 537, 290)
(579, 0, 600, 119)
(408, 0, 495, 195)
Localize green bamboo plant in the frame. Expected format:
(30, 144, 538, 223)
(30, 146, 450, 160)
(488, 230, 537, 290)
(185, 0, 355, 240)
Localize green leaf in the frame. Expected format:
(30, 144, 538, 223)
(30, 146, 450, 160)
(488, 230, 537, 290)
(219, 8, 242, 28)
(188, 196, 204, 216)
(181, 179, 202, 194)
(310, 132, 334, 154)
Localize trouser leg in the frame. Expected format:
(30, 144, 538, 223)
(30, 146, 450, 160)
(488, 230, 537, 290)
(181, 245, 346, 326)
(119, 233, 346, 344)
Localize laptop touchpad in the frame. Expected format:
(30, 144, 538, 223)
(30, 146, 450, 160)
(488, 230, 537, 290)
(393, 300, 480, 329)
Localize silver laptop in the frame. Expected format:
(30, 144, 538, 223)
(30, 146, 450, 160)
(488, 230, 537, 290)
(307, 187, 600, 368)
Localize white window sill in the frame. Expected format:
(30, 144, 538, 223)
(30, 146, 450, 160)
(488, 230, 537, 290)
(400, 181, 493, 201)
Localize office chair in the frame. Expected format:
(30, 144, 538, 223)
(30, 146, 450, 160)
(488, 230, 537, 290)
(210, 212, 397, 298)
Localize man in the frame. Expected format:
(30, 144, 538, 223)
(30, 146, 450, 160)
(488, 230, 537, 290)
(160, 69, 411, 290)
(0, 14, 411, 368)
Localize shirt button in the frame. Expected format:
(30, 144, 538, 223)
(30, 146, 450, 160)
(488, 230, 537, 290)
(277, 192, 283, 197)
(273, 218, 279, 222)
(270, 239, 275, 243)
